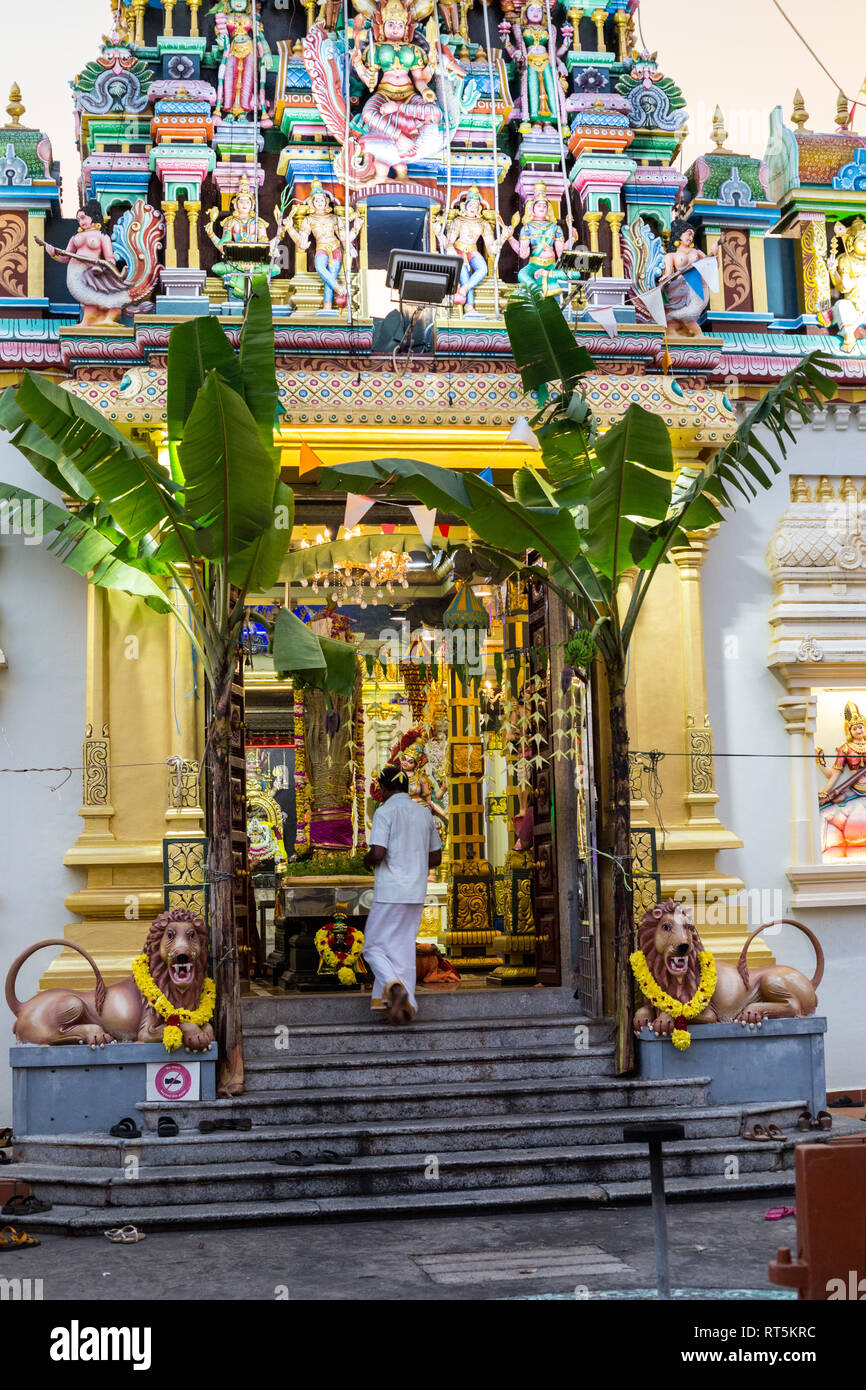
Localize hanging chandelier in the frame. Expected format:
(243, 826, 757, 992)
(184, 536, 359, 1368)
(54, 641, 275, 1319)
(297, 542, 411, 606)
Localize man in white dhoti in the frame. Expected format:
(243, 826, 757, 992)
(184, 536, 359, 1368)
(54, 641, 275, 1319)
(362, 765, 442, 1025)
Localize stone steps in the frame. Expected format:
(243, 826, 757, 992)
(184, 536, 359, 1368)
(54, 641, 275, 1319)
(240, 1043, 616, 1091)
(241, 1015, 611, 1058)
(16, 1169, 804, 1236)
(14, 1100, 807, 1169)
(9, 1133, 806, 1208)
(132, 1075, 710, 1129)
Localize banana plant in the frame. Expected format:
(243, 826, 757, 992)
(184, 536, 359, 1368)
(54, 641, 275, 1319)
(0, 278, 295, 1097)
(319, 291, 837, 1072)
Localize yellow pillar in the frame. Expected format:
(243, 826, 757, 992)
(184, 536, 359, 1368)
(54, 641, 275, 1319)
(592, 7, 607, 51)
(567, 6, 583, 49)
(185, 200, 202, 269)
(614, 9, 629, 62)
(163, 0, 176, 36)
(188, 0, 202, 37)
(162, 200, 178, 269)
(131, 0, 147, 46)
(583, 210, 603, 259)
(704, 231, 727, 312)
(26, 211, 46, 300)
(606, 210, 625, 278)
(797, 215, 831, 315)
(749, 232, 769, 314)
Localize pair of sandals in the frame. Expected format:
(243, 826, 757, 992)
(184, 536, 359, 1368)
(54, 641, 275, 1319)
(109, 1115, 178, 1138)
(104, 1225, 146, 1243)
(198, 1117, 252, 1133)
(276, 1149, 351, 1167)
(0, 1225, 39, 1250)
(744, 1122, 786, 1142)
(797, 1109, 832, 1131)
(2, 1195, 51, 1217)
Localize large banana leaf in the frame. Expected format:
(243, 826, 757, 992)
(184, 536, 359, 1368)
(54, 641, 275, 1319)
(272, 607, 356, 698)
(504, 290, 595, 395)
(178, 372, 280, 564)
(238, 277, 279, 453)
(0, 483, 171, 611)
(583, 404, 675, 581)
(166, 316, 243, 446)
(0, 373, 179, 541)
(319, 457, 583, 569)
(232, 478, 294, 590)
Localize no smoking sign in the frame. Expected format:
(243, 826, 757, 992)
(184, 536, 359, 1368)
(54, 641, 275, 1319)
(146, 1060, 200, 1103)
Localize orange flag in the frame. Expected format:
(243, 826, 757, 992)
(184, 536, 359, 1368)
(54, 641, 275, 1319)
(298, 443, 325, 476)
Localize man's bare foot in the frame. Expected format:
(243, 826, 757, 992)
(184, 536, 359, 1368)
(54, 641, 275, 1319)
(385, 982, 412, 1026)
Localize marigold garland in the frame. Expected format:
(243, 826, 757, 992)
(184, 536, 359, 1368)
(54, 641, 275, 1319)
(315, 921, 364, 986)
(629, 948, 717, 1050)
(132, 953, 216, 1052)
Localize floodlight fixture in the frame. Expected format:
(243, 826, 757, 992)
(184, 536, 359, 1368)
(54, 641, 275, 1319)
(386, 248, 464, 305)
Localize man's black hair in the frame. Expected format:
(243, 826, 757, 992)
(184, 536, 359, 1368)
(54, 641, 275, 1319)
(379, 765, 409, 794)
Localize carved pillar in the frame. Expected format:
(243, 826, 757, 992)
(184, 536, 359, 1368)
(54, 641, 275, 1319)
(583, 209, 603, 257)
(189, 0, 202, 37)
(131, 0, 147, 46)
(613, 8, 629, 62)
(779, 695, 821, 866)
(26, 210, 46, 300)
(444, 664, 496, 968)
(185, 200, 202, 269)
(591, 7, 607, 51)
(797, 214, 831, 315)
(749, 231, 769, 313)
(79, 586, 115, 842)
(163, 0, 176, 36)
(567, 6, 583, 48)
(162, 200, 178, 269)
(671, 532, 722, 827)
(703, 229, 727, 312)
(606, 210, 625, 278)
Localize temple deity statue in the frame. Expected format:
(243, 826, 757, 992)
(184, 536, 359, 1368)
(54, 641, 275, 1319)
(658, 200, 721, 338)
(212, 0, 272, 127)
(205, 174, 285, 298)
(284, 180, 361, 314)
(303, 0, 476, 186)
(508, 182, 574, 296)
(499, 2, 571, 132)
(817, 701, 866, 860)
(433, 186, 510, 316)
(40, 199, 163, 327)
(827, 218, 866, 353)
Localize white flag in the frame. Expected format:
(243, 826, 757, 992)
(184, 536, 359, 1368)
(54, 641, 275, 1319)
(409, 504, 437, 548)
(506, 415, 541, 450)
(634, 287, 667, 325)
(344, 493, 374, 530)
(586, 306, 619, 338)
(692, 256, 720, 292)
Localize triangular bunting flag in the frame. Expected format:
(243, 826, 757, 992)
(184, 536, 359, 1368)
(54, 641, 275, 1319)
(344, 493, 374, 530)
(438, 523, 451, 538)
(298, 442, 325, 476)
(381, 523, 395, 534)
(409, 504, 436, 548)
(586, 306, 619, 339)
(479, 466, 494, 484)
(692, 256, 720, 292)
(634, 287, 666, 325)
(505, 416, 541, 450)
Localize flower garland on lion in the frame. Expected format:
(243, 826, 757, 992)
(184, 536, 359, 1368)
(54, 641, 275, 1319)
(629, 948, 717, 1050)
(315, 914, 365, 986)
(132, 953, 216, 1052)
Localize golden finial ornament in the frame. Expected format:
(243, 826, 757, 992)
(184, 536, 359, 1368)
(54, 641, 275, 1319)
(710, 105, 730, 154)
(791, 88, 810, 132)
(5, 83, 25, 128)
(835, 91, 852, 130)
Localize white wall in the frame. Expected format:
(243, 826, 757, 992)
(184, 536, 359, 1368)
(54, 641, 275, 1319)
(702, 411, 866, 1092)
(0, 436, 87, 1125)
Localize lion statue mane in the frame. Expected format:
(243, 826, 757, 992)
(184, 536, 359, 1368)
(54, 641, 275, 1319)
(5, 907, 214, 1051)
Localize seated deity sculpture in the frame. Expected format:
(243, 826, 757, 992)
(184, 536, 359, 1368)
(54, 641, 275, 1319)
(508, 182, 574, 297)
(284, 179, 361, 314)
(817, 700, 866, 860)
(205, 174, 285, 298)
(827, 218, 866, 353)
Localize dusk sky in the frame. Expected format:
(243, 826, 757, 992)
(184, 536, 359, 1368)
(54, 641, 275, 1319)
(3, 0, 866, 213)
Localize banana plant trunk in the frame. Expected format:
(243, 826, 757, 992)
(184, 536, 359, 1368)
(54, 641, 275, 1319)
(608, 669, 635, 1074)
(211, 662, 245, 1096)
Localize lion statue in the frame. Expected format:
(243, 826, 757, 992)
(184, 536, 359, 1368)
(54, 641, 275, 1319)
(633, 899, 823, 1035)
(5, 908, 214, 1052)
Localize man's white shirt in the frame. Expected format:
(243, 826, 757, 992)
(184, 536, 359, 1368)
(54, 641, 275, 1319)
(370, 793, 440, 904)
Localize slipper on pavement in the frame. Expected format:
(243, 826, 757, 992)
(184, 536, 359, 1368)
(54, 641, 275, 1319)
(104, 1226, 146, 1243)
(315, 1150, 352, 1166)
(1, 1195, 52, 1217)
(109, 1117, 141, 1139)
(275, 1150, 313, 1166)
(765, 1206, 796, 1221)
(0, 1225, 40, 1250)
(156, 1116, 179, 1138)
